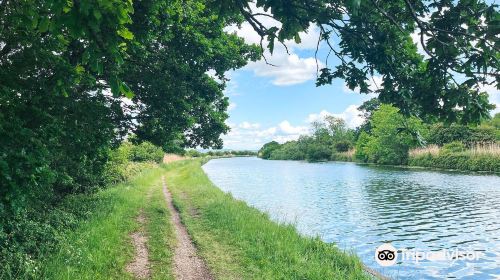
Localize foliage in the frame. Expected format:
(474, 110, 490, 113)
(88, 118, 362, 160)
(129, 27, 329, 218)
(356, 98, 381, 134)
(261, 116, 357, 162)
(130, 142, 164, 163)
(441, 141, 466, 154)
(334, 141, 352, 152)
(224, 0, 499, 123)
(269, 141, 306, 160)
(428, 123, 497, 146)
(355, 104, 427, 165)
(0, 1, 259, 276)
(258, 141, 281, 159)
(305, 143, 332, 162)
(0, 141, 159, 277)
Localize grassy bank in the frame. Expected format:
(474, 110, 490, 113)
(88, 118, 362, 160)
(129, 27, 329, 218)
(408, 143, 500, 173)
(39, 167, 175, 280)
(163, 159, 369, 279)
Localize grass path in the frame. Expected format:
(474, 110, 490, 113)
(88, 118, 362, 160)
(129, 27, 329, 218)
(40, 159, 372, 279)
(162, 176, 213, 280)
(40, 167, 175, 280)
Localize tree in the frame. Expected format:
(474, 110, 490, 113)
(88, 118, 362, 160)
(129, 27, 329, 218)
(0, 1, 259, 275)
(258, 141, 281, 159)
(312, 115, 355, 146)
(355, 104, 427, 164)
(222, 0, 498, 123)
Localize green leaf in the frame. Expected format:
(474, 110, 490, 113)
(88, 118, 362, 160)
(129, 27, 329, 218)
(38, 17, 50, 33)
(117, 28, 134, 40)
(75, 65, 85, 74)
(294, 34, 301, 44)
(93, 9, 102, 20)
(120, 82, 134, 99)
(97, 61, 103, 75)
(109, 76, 120, 97)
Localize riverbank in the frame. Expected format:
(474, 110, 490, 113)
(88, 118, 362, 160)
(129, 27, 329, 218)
(27, 159, 370, 279)
(162, 159, 369, 279)
(263, 145, 500, 174)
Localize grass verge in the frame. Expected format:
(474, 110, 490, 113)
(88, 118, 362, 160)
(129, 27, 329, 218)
(163, 159, 369, 280)
(39, 167, 174, 280)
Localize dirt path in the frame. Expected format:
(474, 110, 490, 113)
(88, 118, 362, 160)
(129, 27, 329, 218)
(126, 210, 151, 279)
(162, 176, 213, 280)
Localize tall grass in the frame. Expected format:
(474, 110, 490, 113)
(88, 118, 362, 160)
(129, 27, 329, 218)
(331, 149, 356, 162)
(163, 159, 370, 280)
(466, 143, 500, 156)
(409, 145, 440, 157)
(39, 167, 175, 279)
(409, 143, 500, 157)
(408, 143, 500, 172)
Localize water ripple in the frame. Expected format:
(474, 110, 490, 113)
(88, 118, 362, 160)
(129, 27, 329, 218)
(203, 157, 500, 279)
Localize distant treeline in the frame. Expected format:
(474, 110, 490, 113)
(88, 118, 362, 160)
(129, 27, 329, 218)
(185, 150, 257, 157)
(259, 99, 500, 172)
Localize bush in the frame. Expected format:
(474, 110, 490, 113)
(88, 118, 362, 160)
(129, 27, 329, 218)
(258, 141, 281, 159)
(130, 141, 164, 163)
(185, 149, 204, 157)
(441, 141, 466, 154)
(334, 141, 351, 152)
(354, 105, 424, 165)
(428, 124, 497, 147)
(269, 141, 305, 160)
(306, 144, 331, 162)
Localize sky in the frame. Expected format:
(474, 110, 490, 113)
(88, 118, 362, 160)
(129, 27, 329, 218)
(219, 10, 500, 151)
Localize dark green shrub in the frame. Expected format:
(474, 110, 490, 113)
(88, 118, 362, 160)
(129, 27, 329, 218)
(269, 141, 305, 160)
(258, 141, 281, 159)
(468, 127, 497, 145)
(428, 124, 497, 147)
(185, 149, 203, 157)
(130, 142, 164, 163)
(306, 144, 331, 162)
(334, 141, 351, 152)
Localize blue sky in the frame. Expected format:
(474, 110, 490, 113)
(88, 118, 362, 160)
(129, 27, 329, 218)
(220, 9, 499, 151)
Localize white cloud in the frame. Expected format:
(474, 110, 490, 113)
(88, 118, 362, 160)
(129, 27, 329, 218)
(228, 102, 237, 111)
(222, 120, 309, 150)
(239, 121, 260, 129)
(332, 105, 365, 128)
(306, 110, 333, 123)
(246, 50, 320, 86)
(307, 105, 365, 129)
(225, 4, 322, 86)
(278, 120, 308, 134)
(479, 82, 500, 115)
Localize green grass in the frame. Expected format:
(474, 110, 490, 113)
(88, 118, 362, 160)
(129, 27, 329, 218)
(39, 167, 174, 280)
(163, 159, 369, 280)
(37, 158, 369, 279)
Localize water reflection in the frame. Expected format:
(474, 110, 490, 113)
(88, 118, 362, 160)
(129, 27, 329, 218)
(203, 157, 500, 279)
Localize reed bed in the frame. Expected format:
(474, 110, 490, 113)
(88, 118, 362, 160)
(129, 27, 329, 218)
(409, 143, 500, 157)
